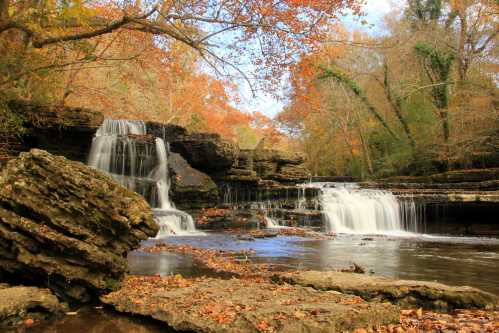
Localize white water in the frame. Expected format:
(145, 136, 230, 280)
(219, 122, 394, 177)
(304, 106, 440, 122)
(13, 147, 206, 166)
(88, 119, 200, 236)
(264, 216, 289, 229)
(153, 138, 198, 236)
(305, 183, 422, 235)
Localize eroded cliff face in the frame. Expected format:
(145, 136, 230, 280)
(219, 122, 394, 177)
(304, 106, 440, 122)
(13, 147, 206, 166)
(0, 149, 158, 302)
(5, 100, 104, 164)
(2, 101, 312, 210)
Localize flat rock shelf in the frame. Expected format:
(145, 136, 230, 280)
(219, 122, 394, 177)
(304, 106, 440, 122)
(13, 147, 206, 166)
(102, 275, 400, 333)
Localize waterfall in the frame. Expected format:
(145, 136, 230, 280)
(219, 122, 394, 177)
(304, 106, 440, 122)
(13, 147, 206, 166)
(265, 216, 283, 229)
(88, 119, 200, 236)
(307, 183, 422, 235)
(152, 138, 198, 236)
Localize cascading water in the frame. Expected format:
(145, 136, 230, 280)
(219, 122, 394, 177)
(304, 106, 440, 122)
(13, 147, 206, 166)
(88, 119, 199, 236)
(306, 183, 423, 235)
(254, 200, 289, 229)
(153, 138, 198, 236)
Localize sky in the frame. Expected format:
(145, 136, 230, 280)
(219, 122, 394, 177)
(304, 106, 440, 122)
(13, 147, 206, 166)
(235, 0, 396, 118)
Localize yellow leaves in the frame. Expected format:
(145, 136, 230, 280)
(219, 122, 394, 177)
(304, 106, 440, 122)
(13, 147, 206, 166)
(416, 308, 423, 319)
(293, 310, 306, 319)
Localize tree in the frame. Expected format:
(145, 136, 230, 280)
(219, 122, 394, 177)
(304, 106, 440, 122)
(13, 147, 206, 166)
(278, 0, 497, 177)
(318, 67, 398, 140)
(414, 42, 455, 143)
(448, 0, 498, 82)
(0, 0, 363, 91)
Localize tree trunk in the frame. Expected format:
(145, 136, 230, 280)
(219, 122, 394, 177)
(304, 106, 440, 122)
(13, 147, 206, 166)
(352, 104, 374, 176)
(382, 63, 416, 148)
(320, 68, 399, 140)
(457, 10, 468, 82)
(440, 110, 450, 143)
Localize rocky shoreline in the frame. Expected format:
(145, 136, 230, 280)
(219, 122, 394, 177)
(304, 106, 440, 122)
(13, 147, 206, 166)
(0, 101, 498, 331)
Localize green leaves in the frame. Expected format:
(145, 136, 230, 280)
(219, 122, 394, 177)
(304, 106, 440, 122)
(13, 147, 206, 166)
(414, 42, 455, 110)
(414, 42, 455, 79)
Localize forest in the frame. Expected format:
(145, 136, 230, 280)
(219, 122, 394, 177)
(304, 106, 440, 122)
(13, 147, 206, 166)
(1, 0, 495, 179)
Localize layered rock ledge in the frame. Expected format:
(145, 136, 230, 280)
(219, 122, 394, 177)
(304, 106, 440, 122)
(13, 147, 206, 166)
(101, 275, 399, 333)
(5, 99, 104, 163)
(0, 149, 158, 302)
(274, 271, 498, 311)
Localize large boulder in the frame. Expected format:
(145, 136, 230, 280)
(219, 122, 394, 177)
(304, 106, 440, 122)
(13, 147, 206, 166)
(170, 133, 237, 173)
(168, 152, 218, 209)
(0, 149, 158, 302)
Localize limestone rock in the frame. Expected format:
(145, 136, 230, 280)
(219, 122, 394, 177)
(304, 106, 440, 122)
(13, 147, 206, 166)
(0, 285, 67, 328)
(146, 121, 188, 143)
(8, 99, 104, 163)
(168, 152, 218, 209)
(102, 275, 399, 333)
(271, 164, 311, 183)
(0, 149, 158, 302)
(170, 133, 237, 173)
(274, 271, 499, 311)
(381, 168, 499, 184)
(251, 149, 310, 182)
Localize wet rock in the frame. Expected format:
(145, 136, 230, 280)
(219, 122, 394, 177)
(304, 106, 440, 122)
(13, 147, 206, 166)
(0, 285, 67, 328)
(170, 133, 237, 173)
(196, 208, 233, 229)
(311, 176, 356, 182)
(0, 149, 158, 302)
(168, 152, 218, 209)
(220, 168, 260, 183)
(249, 229, 278, 238)
(102, 275, 400, 333)
(145, 121, 188, 143)
(251, 149, 310, 183)
(380, 168, 499, 184)
(234, 149, 254, 170)
(368, 180, 499, 191)
(393, 190, 499, 203)
(7, 99, 104, 163)
(274, 271, 499, 311)
(236, 235, 255, 241)
(271, 164, 311, 183)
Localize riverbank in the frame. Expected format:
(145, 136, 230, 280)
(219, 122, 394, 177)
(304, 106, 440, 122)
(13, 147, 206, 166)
(3, 228, 498, 332)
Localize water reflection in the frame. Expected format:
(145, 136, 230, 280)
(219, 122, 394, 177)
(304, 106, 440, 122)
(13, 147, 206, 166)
(132, 234, 499, 295)
(12, 307, 172, 333)
(25, 233, 499, 333)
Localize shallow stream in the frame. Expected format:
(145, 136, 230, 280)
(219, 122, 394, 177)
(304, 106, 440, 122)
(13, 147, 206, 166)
(27, 232, 499, 333)
(131, 233, 499, 295)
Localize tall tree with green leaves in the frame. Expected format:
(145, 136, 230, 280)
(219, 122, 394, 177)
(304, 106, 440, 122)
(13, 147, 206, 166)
(414, 42, 455, 143)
